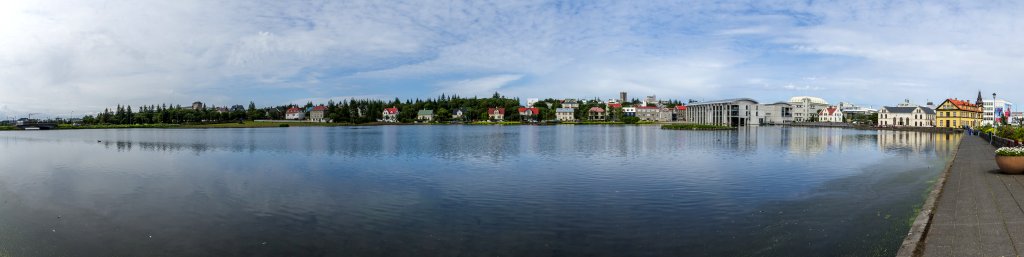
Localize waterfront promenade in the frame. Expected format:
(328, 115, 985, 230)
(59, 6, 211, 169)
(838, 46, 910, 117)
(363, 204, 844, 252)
(913, 136, 1023, 257)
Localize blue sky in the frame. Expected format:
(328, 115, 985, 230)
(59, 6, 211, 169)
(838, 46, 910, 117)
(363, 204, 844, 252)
(1, 0, 1022, 117)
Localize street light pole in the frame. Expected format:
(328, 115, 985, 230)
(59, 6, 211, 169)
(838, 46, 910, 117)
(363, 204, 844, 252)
(993, 92, 998, 128)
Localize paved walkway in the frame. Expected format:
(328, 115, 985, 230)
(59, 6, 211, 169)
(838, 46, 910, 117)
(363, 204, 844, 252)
(921, 136, 1024, 257)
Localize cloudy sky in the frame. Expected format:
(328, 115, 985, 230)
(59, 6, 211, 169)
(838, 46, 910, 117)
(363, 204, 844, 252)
(1, 0, 1022, 117)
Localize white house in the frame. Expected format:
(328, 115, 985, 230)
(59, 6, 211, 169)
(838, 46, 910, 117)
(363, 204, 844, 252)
(487, 107, 505, 121)
(382, 107, 399, 123)
(878, 106, 935, 127)
(556, 108, 575, 122)
(285, 107, 305, 120)
(817, 106, 843, 122)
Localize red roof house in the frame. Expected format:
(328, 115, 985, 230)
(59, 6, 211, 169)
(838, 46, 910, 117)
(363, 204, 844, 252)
(517, 107, 539, 115)
(488, 107, 506, 121)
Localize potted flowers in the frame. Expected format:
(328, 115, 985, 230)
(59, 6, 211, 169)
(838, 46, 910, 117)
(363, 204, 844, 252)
(996, 147, 1024, 174)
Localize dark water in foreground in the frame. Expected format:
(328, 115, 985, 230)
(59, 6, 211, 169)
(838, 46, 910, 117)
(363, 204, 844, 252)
(0, 126, 960, 256)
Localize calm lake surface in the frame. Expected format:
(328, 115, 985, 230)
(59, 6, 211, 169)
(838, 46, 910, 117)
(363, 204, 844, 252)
(0, 126, 960, 257)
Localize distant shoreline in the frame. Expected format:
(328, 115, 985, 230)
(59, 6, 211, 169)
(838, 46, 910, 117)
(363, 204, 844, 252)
(0, 122, 964, 132)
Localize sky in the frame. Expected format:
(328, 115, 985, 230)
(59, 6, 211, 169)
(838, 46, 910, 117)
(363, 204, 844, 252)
(1, 0, 1022, 118)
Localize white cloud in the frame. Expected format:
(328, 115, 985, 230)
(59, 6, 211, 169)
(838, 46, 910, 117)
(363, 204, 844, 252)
(2, 0, 1024, 116)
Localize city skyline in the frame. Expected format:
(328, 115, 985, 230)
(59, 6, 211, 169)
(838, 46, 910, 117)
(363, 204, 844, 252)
(2, 1, 1022, 117)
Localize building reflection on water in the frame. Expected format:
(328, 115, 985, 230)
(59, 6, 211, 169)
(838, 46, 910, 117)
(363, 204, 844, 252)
(86, 126, 962, 159)
(877, 130, 961, 156)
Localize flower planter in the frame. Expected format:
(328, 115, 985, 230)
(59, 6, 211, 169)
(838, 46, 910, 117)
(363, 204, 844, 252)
(996, 156, 1024, 174)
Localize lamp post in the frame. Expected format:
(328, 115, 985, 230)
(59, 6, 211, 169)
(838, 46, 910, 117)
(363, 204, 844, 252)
(993, 92, 998, 128)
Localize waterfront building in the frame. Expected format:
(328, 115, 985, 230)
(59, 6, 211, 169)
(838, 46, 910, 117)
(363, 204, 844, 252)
(606, 103, 623, 121)
(562, 99, 579, 109)
(382, 107, 399, 123)
(588, 107, 606, 121)
(620, 91, 627, 103)
(658, 108, 673, 122)
(673, 105, 687, 121)
(877, 105, 935, 127)
(452, 108, 467, 121)
(487, 107, 505, 121)
(191, 101, 205, 111)
(310, 105, 328, 122)
(215, 107, 229, 114)
(934, 98, 982, 128)
(286, 107, 305, 120)
(518, 107, 540, 122)
(417, 110, 434, 122)
(817, 106, 843, 122)
(636, 106, 660, 121)
(761, 102, 793, 124)
(556, 108, 575, 121)
(788, 96, 829, 122)
(981, 99, 1014, 125)
(683, 98, 762, 126)
(623, 106, 636, 117)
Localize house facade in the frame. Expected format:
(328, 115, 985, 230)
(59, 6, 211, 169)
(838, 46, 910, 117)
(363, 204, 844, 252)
(683, 98, 762, 126)
(672, 105, 687, 121)
(562, 99, 579, 109)
(636, 106, 661, 121)
(817, 106, 843, 122)
(518, 107, 540, 122)
(285, 107, 305, 120)
(382, 107, 399, 123)
(878, 106, 935, 127)
(788, 96, 829, 122)
(309, 105, 328, 122)
(487, 107, 505, 121)
(556, 108, 575, 121)
(452, 108, 466, 121)
(658, 108, 673, 122)
(587, 107, 606, 121)
(417, 110, 434, 122)
(622, 106, 636, 117)
(935, 98, 983, 128)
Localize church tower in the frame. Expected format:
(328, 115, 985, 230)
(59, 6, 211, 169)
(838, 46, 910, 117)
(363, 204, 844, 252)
(977, 91, 984, 105)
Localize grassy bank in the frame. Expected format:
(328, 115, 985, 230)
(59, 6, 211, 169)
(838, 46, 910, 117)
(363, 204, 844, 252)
(660, 124, 734, 130)
(0, 126, 17, 130)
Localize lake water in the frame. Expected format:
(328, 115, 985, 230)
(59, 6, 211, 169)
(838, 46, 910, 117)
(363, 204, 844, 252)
(0, 126, 960, 256)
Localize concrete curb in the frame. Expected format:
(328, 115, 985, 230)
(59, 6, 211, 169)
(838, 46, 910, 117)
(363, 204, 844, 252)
(894, 136, 963, 257)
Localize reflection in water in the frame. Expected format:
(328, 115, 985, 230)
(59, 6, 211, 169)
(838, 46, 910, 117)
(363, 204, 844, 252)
(0, 126, 959, 257)
(877, 130, 962, 155)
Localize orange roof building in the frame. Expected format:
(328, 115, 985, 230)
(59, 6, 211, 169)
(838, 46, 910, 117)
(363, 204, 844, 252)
(935, 98, 983, 128)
